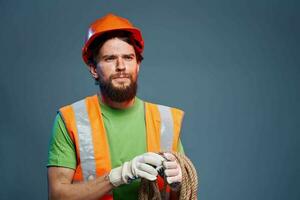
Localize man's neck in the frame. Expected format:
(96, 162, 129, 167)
(100, 94, 135, 109)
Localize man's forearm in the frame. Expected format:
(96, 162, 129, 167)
(48, 173, 114, 200)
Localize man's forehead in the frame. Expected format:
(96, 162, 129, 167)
(99, 38, 136, 55)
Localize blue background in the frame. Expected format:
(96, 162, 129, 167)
(0, 0, 299, 199)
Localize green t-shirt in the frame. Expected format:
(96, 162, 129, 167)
(47, 96, 184, 199)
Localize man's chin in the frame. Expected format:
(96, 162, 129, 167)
(99, 78, 137, 102)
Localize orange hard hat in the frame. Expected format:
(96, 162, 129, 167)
(82, 13, 144, 65)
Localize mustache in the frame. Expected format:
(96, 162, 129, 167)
(110, 73, 131, 79)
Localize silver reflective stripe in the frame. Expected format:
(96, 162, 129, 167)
(72, 100, 96, 181)
(157, 105, 174, 151)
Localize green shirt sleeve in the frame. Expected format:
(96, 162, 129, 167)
(47, 113, 77, 169)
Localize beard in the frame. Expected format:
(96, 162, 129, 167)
(99, 73, 138, 103)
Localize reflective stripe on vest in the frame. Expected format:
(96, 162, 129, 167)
(157, 105, 174, 151)
(72, 99, 97, 181)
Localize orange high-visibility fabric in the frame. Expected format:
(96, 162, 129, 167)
(86, 96, 112, 176)
(171, 108, 184, 151)
(143, 102, 184, 194)
(144, 102, 161, 152)
(59, 95, 184, 199)
(144, 102, 184, 153)
(59, 105, 83, 181)
(60, 96, 113, 200)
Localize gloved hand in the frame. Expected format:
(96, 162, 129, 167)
(109, 152, 165, 187)
(163, 152, 182, 191)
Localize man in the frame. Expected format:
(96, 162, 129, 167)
(47, 13, 185, 200)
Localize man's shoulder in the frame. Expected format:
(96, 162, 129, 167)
(58, 94, 98, 110)
(142, 99, 184, 113)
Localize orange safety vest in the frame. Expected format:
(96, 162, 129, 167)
(59, 95, 184, 199)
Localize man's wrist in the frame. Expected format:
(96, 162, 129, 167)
(108, 166, 123, 187)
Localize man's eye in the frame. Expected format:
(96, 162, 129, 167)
(105, 57, 115, 61)
(124, 56, 133, 61)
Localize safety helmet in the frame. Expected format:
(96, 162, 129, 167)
(82, 13, 144, 65)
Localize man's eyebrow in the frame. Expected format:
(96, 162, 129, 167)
(101, 54, 117, 58)
(123, 53, 136, 57)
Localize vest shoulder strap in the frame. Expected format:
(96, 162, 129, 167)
(144, 102, 184, 152)
(59, 95, 111, 181)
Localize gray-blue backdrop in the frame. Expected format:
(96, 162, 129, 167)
(0, 0, 299, 199)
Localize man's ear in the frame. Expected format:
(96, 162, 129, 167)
(88, 64, 99, 79)
(137, 62, 140, 73)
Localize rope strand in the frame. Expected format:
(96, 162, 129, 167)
(139, 152, 198, 200)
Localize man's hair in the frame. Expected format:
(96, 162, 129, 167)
(88, 30, 144, 67)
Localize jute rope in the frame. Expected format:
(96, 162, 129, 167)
(138, 152, 198, 200)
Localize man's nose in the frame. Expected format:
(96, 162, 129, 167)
(116, 57, 126, 71)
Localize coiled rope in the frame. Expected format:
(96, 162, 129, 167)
(138, 152, 198, 200)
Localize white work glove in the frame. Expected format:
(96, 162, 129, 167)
(163, 153, 182, 191)
(109, 152, 165, 187)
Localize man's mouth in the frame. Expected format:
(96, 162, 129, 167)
(112, 73, 130, 79)
(114, 77, 128, 81)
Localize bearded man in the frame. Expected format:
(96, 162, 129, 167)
(47, 13, 185, 200)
